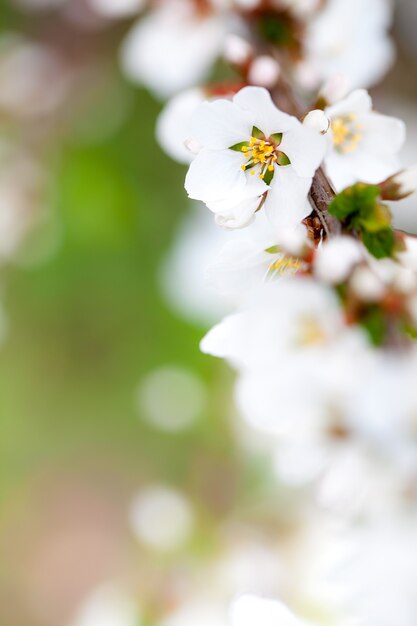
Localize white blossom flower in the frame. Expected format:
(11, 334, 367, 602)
(231, 595, 310, 626)
(206, 216, 308, 302)
(129, 486, 194, 551)
(324, 89, 405, 190)
(159, 203, 236, 325)
(157, 88, 207, 164)
(201, 278, 367, 434)
(247, 56, 280, 89)
(120, 0, 227, 98)
(136, 365, 206, 432)
(0, 35, 69, 119)
(301, 0, 394, 91)
(70, 584, 139, 626)
(185, 86, 326, 229)
(223, 34, 252, 66)
(320, 515, 417, 626)
(313, 236, 364, 284)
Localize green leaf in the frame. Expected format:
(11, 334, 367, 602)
(229, 141, 249, 152)
(328, 183, 380, 221)
(270, 132, 283, 145)
(358, 202, 392, 233)
(360, 308, 387, 346)
(276, 151, 291, 166)
(361, 227, 395, 259)
(252, 126, 265, 140)
(403, 323, 417, 341)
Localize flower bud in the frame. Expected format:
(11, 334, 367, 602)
(350, 266, 385, 302)
(303, 109, 330, 134)
(314, 236, 363, 284)
(248, 56, 280, 88)
(223, 35, 252, 66)
(380, 165, 417, 201)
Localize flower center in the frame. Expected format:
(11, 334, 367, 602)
(331, 113, 363, 154)
(241, 136, 278, 180)
(230, 128, 291, 184)
(296, 316, 327, 346)
(267, 256, 302, 277)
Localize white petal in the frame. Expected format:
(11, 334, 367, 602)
(264, 168, 312, 230)
(206, 174, 268, 228)
(190, 98, 255, 150)
(200, 313, 247, 365)
(231, 595, 305, 626)
(324, 151, 357, 190)
(347, 151, 401, 186)
(156, 88, 205, 164)
(212, 197, 261, 229)
(326, 89, 373, 119)
(280, 122, 326, 177)
(185, 149, 246, 202)
(233, 86, 296, 136)
(360, 112, 406, 156)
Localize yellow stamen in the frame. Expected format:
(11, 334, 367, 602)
(331, 113, 363, 154)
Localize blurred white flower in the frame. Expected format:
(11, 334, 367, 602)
(301, 0, 394, 91)
(185, 86, 325, 229)
(0, 148, 48, 262)
(247, 56, 280, 89)
(313, 236, 364, 284)
(129, 486, 194, 551)
(0, 35, 69, 118)
(156, 88, 209, 164)
(321, 515, 417, 626)
(231, 595, 318, 626)
(324, 90, 405, 191)
(120, 0, 227, 98)
(70, 584, 139, 626)
(223, 34, 252, 66)
(137, 365, 206, 432)
(215, 542, 285, 597)
(206, 217, 308, 303)
(160, 600, 228, 626)
(159, 203, 234, 325)
(349, 265, 386, 302)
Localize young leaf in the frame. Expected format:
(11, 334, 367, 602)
(329, 183, 380, 221)
(360, 307, 387, 346)
(361, 227, 395, 259)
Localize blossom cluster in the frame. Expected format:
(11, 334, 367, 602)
(143, 0, 417, 624)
